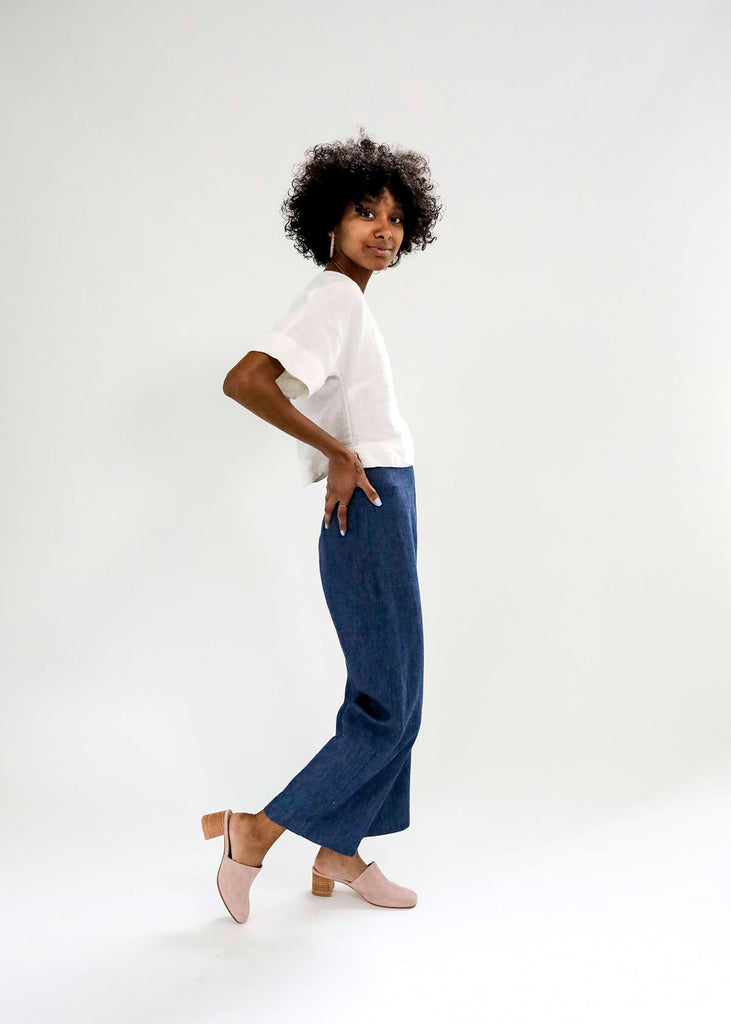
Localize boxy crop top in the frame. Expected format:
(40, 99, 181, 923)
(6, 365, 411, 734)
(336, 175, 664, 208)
(253, 270, 415, 486)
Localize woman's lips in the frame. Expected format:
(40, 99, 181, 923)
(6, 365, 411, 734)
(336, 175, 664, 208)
(369, 246, 392, 256)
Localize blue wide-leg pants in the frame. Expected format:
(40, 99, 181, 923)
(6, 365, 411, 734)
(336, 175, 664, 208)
(263, 466, 424, 856)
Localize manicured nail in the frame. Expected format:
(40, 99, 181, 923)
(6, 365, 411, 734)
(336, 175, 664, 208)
(340, 529, 345, 536)
(374, 497, 382, 506)
(324, 522, 328, 529)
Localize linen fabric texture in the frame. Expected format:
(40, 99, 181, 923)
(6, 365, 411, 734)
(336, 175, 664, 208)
(263, 465, 423, 856)
(253, 270, 415, 486)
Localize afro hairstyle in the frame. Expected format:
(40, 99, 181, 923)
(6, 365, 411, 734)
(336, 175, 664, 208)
(280, 127, 443, 269)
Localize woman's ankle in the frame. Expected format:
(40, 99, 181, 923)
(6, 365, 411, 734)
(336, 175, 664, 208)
(252, 809, 286, 845)
(316, 846, 362, 864)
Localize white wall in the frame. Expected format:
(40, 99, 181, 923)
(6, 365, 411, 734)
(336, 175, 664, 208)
(2, 0, 730, 946)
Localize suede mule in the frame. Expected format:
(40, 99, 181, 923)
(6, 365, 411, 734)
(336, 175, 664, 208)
(201, 809, 262, 923)
(312, 860, 417, 908)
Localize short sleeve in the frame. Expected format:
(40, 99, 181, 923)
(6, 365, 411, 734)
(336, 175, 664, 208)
(253, 280, 353, 400)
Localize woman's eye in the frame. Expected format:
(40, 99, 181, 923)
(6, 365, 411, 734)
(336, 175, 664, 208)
(359, 209, 402, 223)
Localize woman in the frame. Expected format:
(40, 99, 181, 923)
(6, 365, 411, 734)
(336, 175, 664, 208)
(202, 128, 442, 922)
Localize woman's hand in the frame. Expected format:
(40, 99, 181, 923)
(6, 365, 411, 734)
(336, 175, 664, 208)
(324, 450, 382, 535)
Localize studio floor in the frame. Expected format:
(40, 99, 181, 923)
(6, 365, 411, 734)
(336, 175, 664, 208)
(2, 771, 730, 1023)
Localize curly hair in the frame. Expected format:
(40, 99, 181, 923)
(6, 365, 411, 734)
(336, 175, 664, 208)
(280, 127, 443, 269)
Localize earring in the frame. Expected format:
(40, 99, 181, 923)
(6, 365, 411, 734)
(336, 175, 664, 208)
(329, 232, 334, 258)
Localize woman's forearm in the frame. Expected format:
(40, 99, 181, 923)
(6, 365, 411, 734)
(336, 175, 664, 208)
(224, 374, 352, 462)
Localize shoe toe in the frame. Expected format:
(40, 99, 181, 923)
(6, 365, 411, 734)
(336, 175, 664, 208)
(355, 862, 418, 908)
(391, 882, 417, 908)
(217, 856, 261, 923)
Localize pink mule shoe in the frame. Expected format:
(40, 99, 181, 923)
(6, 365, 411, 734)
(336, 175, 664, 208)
(201, 809, 262, 923)
(311, 860, 417, 908)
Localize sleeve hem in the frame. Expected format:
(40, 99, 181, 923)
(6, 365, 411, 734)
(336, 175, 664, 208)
(252, 331, 327, 399)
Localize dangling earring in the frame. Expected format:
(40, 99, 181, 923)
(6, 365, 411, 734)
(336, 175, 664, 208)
(329, 232, 335, 258)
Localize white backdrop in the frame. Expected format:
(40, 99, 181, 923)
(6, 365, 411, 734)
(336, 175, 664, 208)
(2, 1, 730, 1021)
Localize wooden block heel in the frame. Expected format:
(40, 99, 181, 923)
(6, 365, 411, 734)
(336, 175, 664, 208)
(312, 868, 335, 897)
(201, 810, 226, 840)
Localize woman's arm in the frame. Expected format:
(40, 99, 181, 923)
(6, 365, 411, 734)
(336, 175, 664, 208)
(223, 351, 351, 464)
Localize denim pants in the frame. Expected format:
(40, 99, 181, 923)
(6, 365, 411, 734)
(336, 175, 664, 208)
(263, 466, 424, 856)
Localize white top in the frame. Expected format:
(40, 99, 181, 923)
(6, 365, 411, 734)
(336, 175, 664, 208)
(255, 270, 415, 486)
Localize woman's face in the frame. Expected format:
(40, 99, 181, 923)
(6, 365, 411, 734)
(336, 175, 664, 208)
(333, 189, 405, 270)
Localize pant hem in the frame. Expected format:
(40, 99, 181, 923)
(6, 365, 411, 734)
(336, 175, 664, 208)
(264, 804, 410, 856)
(263, 805, 359, 856)
(363, 820, 410, 838)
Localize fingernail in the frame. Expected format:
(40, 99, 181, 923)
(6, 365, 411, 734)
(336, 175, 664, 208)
(340, 529, 345, 536)
(324, 522, 328, 529)
(374, 497, 382, 506)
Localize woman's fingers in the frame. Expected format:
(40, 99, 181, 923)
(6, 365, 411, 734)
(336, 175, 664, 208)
(323, 468, 382, 536)
(323, 486, 337, 530)
(361, 473, 382, 509)
(337, 497, 351, 535)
